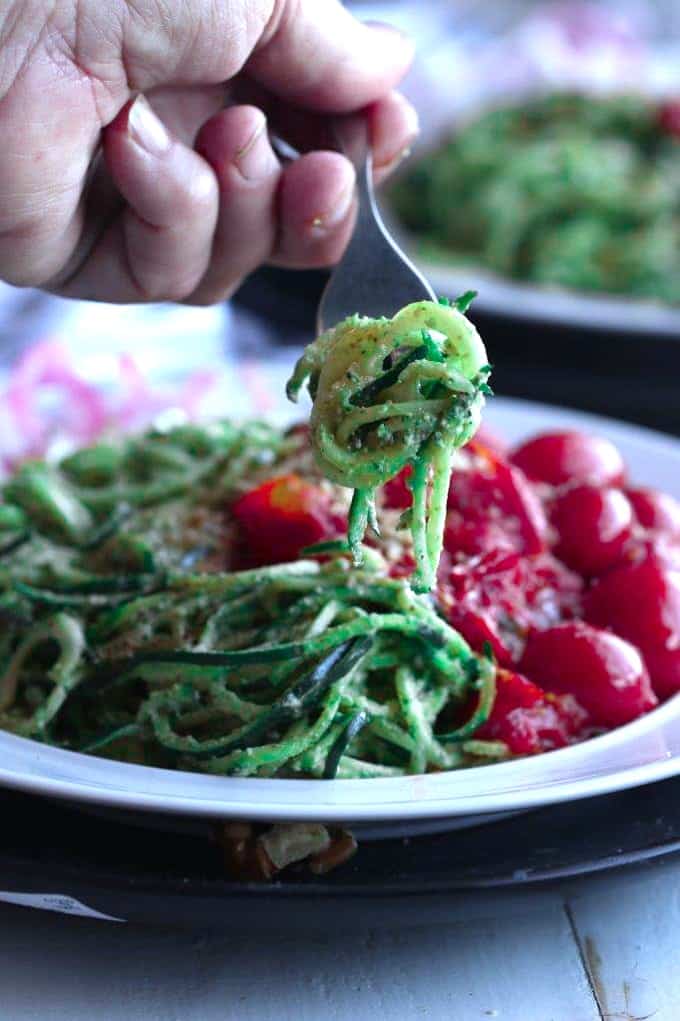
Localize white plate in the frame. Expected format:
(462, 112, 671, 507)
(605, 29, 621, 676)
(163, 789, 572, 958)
(1, 398, 679, 824)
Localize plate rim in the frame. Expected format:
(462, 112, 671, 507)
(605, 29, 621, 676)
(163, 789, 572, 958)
(422, 260, 680, 336)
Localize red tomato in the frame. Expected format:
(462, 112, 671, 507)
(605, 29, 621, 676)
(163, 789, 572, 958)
(551, 485, 633, 577)
(443, 512, 519, 558)
(231, 474, 346, 567)
(658, 99, 680, 139)
(382, 465, 413, 510)
(585, 554, 680, 700)
(520, 622, 657, 728)
(388, 550, 416, 580)
(642, 536, 680, 571)
(510, 431, 625, 488)
(446, 450, 548, 556)
(627, 487, 680, 536)
(439, 551, 583, 665)
(473, 669, 588, 755)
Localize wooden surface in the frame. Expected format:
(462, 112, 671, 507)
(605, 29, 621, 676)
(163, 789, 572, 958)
(1, 858, 679, 1020)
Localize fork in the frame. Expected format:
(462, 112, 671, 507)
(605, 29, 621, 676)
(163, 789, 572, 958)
(316, 117, 436, 335)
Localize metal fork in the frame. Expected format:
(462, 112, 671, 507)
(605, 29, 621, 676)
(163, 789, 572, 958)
(316, 118, 436, 335)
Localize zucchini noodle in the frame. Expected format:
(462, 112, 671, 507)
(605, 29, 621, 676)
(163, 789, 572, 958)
(287, 296, 492, 591)
(0, 416, 502, 777)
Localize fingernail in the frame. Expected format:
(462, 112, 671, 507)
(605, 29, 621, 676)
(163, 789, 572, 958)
(310, 174, 356, 234)
(396, 93, 420, 140)
(127, 95, 171, 157)
(375, 146, 413, 175)
(234, 115, 275, 181)
(373, 94, 419, 172)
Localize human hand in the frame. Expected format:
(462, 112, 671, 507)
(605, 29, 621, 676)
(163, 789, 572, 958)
(0, 1, 416, 304)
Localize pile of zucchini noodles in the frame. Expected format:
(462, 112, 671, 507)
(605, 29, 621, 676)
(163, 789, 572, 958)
(0, 299, 503, 779)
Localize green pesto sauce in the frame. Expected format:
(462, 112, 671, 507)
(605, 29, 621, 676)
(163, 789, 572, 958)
(390, 92, 680, 303)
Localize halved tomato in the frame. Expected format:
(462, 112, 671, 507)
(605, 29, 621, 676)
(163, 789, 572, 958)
(445, 443, 548, 557)
(231, 474, 346, 567)
(438, 550, 583, 665)
(471, 669, 588, 755)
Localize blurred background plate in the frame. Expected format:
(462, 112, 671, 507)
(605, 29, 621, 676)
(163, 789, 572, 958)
(401, 249, 680, 337)
(351, 0, 680, 339)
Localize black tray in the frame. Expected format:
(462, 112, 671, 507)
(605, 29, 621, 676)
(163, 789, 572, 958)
(2, 776, 680, 930)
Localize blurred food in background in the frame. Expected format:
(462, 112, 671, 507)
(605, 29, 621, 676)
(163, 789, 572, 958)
(390, 91, 680, 303)
(353, 0, 680, 306)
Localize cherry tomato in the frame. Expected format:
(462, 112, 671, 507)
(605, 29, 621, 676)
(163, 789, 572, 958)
(627, 487, 680, 536)
(510, 431, 625, 488)
(658, 99, 680, 139)
(439, 551, 583, 665)
(642, 536, 680, 571)
(231, 474, 346, 567)
(584, 554, 680, 700)
(446, 448, 548, 556)
(551, 485, 633, 576)
(472, 669, 588, 755)
(382, 465, 413, 510)
(443, 512, 519, 558)
(388, 550, 416, 580)
(519, 622, 657, 728)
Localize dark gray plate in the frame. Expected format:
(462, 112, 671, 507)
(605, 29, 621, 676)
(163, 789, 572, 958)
(2, 776, 680, 930)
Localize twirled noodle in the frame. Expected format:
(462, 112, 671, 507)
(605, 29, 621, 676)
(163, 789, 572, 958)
(287, 296, 491, 591)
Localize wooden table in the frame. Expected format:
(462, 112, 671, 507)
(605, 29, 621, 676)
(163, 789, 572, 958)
(1, 853, 678, 1021)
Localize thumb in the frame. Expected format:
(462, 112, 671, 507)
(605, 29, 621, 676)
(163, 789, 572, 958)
(247, 2, 414, 111)
(117, 0, 412, 110)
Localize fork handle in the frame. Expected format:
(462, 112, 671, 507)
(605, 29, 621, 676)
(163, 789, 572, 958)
(316, 116, 435, 331)
(334, 116, 384, 248)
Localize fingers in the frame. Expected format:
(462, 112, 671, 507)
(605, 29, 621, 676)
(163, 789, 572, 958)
(227, 80, 419, 183)
(144, 85, 226, 146)
(189, 105, 282, 304)
(119, 1, 412, 113)
(248, 2, 413, 111)
(61, 96, 218, 302)
(189, 111, 357, 300)
(58, 84, 414, 304)
(272, 151, 357, 269)
(62, 101, 361, 303)
(370, 92, 420, 184)
(0, 69, 98, 288)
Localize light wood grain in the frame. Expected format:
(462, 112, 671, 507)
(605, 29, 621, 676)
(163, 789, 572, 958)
(567, 862, 680, 1021)
(0, 898, 600, 1021)
(6, 860, 680, 1020)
